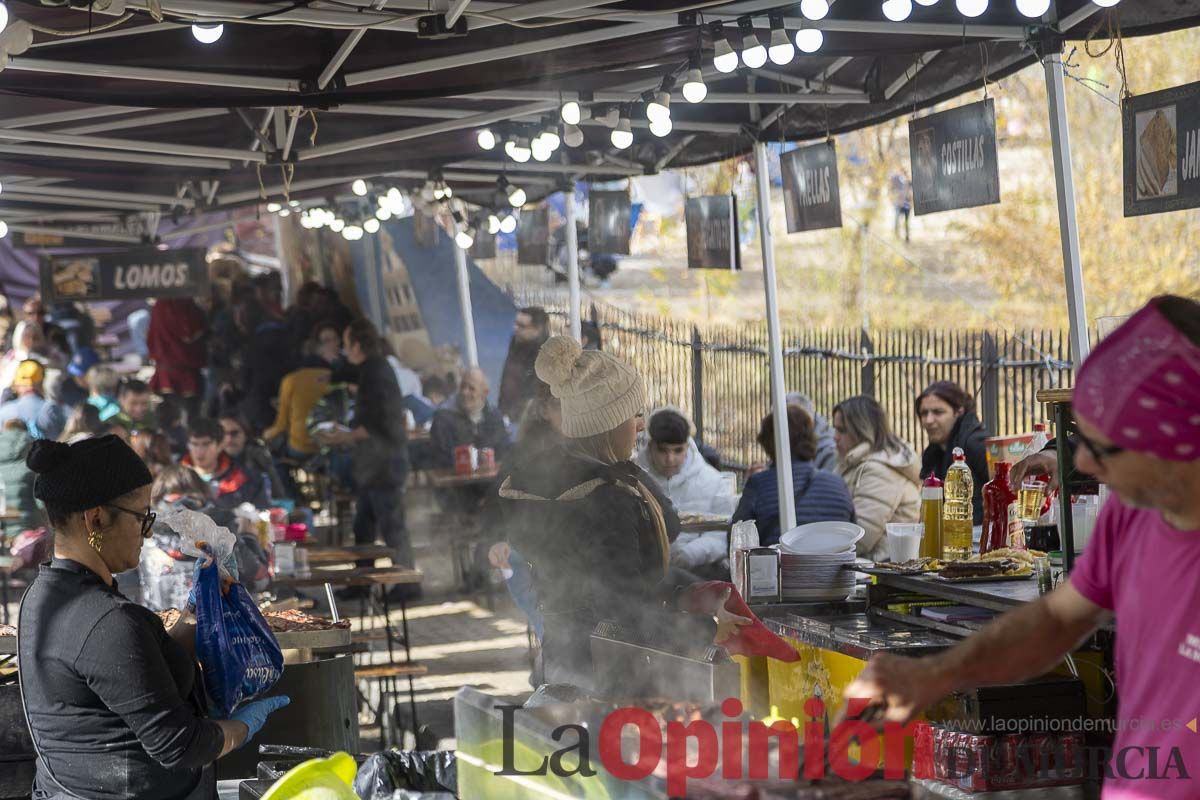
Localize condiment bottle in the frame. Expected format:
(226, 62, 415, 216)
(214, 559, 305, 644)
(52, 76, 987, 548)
(919, 475, 943, 559)
(982, 462, 1017, 554)
(942, 448, 974, 561)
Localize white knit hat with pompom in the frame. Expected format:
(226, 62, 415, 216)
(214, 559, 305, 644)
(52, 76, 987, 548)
(534, 335, 645, 438)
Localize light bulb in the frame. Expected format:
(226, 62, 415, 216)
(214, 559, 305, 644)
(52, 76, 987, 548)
(300, 215, 314, 229)
(0, 3, 8, 35)
(649, 117, 673, 137)
(442, 183, 452, 198)
(882, 0, 912, 21)
(955, 0, 987, 16)
(800, 0, 829, 19)
(352, 178, 367, 196)
(509, 139, 531, 163)
(387, 187, 402, 204)
(364, 218, 381, 234)
(477, 128, 496, 150)
(508, 187, 527, 208)
(0, 220, 10, 239)
(344, 225, 364, 241)
(682, 69, 707, 103)
(795, 28, 823, 53)
(713, 35, 739, 74)
(531, 137, 553, 162)
(610, 117, 633, 149)
(563, 123, 584, 148)
(455, 229, 475, 249)
(0, 180, 4, 196)
(741, 40, 767, 69)
(1015, 0, 1049, 14)
(487, 214, 501, 235)
(561, 100, 581, 125)
(266, 202, 281, 213)
(915, 0, 938, 4)
(330, 218, 345, 233)
(279, 208, 290, 217)
(540, 129, 561, 150)
(376, 206, 391, 221)
(768, 29, 794, 65)
(499, 214, 517, 234)
(289, 200, 300, 208)
(191, 23, 223, 44)
(647, 91, 671, 124)
(1092, 0, 1119, 6)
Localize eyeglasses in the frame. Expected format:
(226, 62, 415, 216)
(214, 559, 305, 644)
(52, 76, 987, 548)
(107, 504, 157, 538)
(1074, 427, 1125, 464)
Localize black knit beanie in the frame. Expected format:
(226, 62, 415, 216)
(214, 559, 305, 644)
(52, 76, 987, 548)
(27, 435, 153, 512)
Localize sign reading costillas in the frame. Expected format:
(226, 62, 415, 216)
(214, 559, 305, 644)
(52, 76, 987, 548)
(517, 205, 550, 265)
(40, 247, 209, 303)
(781, 141, 843, 233)
(685, 195, 740, 271)
(588, 190, 631, 254)
(1122, 80, 1200, 217)
(909, 98, 1000, 215)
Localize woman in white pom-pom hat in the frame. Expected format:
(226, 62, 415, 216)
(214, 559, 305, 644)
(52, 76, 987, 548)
(498, 335, 686, 690)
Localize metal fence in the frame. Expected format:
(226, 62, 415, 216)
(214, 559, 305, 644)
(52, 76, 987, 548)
(509, 286, 1076, 469)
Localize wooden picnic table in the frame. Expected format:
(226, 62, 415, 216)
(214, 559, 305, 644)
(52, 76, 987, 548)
(407, 429, 431, 444)
(295, 543, 395, 565)
(428, 468, 500, 489)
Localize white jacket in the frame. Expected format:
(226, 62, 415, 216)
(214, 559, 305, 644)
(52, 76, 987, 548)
(836, 441, 922, 561)
(636, 438, 735, 570)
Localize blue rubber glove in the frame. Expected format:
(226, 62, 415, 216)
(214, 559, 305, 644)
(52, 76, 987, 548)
(231, 696, 291, 743)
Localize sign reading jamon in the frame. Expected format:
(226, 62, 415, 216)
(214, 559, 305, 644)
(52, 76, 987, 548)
(1122, 79, 1200, 217)
(909, 98, 1001, 215)
(40, 247, 209, 303)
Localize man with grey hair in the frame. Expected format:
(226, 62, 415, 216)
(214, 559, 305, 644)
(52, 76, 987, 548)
(430, 367, 512, 472)
(786, 392, 838, 473)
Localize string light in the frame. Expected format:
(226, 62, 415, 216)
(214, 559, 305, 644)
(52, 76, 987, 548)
(364, 218, 381, 234)
(266, 202, 281, 213)
(477, 128, 497, 150)
(376, 206, 391, 221)
(505, 137, 531, 163)
(498, 177, 526, 208)
(0, 3, 9, 35)
(800, 0, 829, 19)
(738, 18, 767, 69)
(682, 59, 707, 103)
(352, 179, 368, 196)
(343, 225, 364, 241)
(1092, 0, 1119, 6)
(563, 123, 584, 148)
(455, 226, 475, 250)
(191, 24, 223, 43)
(539, 128, 561, 151)
(881, 0, 913, 21)
(1015, 0, 1049, 15)
(531, 136, 553, 161)
(330, 218, 345, 233)
(649, 117, 673, 137)
(610, 111, 633, 149)
(915, 0, 938, 5)
(561, 99, 581, 125)
(499, 213, 517, 234)
(0, 220, 10, 239)
(767, 14, 794, 65)
(711, 23, 739, 74)
(955, 0, 987, 16)
(795, 27, 823, 53)
(487, 214, 501, 235)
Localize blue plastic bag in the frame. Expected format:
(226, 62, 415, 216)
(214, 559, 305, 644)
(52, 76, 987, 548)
(193, 553, 284, 718)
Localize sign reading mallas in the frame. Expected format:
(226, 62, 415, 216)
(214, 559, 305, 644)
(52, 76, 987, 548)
(517, 205, 550, 265)
(685, 195, 740, 271)
(1122, 80, 1200, 217)
(908, 98, 1001, 215)
(40, 247, 209, 303)
(588, 190, 632, 254)
(781, 141, 843, 233)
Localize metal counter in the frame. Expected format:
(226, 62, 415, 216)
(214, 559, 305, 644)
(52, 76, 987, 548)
(766, 613, 961, 661)
(869, 573, 1041, 614)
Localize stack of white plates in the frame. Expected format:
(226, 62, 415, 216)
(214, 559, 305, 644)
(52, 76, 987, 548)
(776, 549, 857, 600)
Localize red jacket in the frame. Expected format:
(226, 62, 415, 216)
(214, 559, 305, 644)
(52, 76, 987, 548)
(149, 299, 206, 395)
(181, 452, 269, 509)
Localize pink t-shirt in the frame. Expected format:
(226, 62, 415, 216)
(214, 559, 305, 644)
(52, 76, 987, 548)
(1071, 496, 1200, 799)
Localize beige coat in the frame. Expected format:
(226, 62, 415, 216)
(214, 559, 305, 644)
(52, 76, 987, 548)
(837, 441, 922, 561)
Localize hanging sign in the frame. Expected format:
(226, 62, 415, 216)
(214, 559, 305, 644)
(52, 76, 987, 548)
(40, 247, 209, 303)
(12, 216, 155, 249)
(781, 141, 843, 233)
(908, 98, 1000, 215)
(412, 209, 440, 248)
(588, 190, 631, 254)
(685, 195, 740, 271)
(470, 226, 497, 260)
(517, 205, 550, 265)
(1122, 80, 1200, 217)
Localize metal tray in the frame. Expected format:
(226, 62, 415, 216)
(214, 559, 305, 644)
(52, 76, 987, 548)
(930, 572, 1034, 584)
(852, 564, 937, 578)
(273, 626, 352, 650)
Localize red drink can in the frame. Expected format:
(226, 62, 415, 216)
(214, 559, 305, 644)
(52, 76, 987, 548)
(454, 445, 473, 476)
(479, 447, 496, 472)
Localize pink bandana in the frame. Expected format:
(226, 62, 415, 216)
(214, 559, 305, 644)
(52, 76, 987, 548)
(1074, 299, 1200, 461)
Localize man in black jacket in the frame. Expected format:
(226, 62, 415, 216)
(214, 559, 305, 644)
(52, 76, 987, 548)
(430, 368, 511, 512)
(322, 321, 413, 578)
(497, 307, 549, 423)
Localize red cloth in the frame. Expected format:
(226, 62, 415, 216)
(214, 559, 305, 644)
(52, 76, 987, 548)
(148, 298, 206, 395)
(685, 581, 799, 662)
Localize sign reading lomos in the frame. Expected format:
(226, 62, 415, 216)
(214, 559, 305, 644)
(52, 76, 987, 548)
(1122, 80, 1200, 217)
(781, 141, 843, 233)
(909, 98, 1001, 215)
(40, 247, 209, 303)
(685, 195, 740, 271)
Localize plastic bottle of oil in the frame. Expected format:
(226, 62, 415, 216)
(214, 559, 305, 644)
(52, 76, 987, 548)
(919, 475, 943, 559)
(942, 447, 974, 561)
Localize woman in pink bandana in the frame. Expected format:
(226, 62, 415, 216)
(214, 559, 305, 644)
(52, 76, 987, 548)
(843, 295, 1200, 800)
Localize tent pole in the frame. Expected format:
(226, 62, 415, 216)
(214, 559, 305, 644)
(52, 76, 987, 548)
(1043, 51, 1090, 364)
(454, 242, 480, 367)
(565, 181, 582, 341)
(753, 141, 796, 534)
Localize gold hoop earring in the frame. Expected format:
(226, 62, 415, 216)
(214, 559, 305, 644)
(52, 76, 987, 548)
(88, 530, 104, 552)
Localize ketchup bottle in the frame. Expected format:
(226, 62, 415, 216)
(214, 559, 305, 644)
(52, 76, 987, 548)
(982, 462, 1017, 554)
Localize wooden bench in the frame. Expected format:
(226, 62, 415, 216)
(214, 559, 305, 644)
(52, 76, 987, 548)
(353, 663, 428, 680)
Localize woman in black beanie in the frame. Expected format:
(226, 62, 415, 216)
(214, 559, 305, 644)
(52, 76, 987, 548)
(16, 435, 286, 800)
